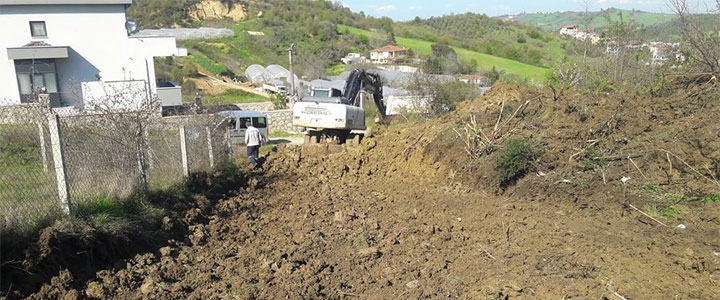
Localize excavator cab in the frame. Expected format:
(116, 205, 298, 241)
(310, 88, 342, 98)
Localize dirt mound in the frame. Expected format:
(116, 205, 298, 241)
(1, 168, 247, 299)
(17, 84, 720, 299)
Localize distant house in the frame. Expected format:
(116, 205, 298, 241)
(647, 42, 683, 66)
(370, 45, 408, 64)
(605, 41, 643, 56)
(576, 28, 600, 43)
(340, 53, 369, 65)
(559, 25, 579, 36)
(459, 74, 490, 87)
(0, 0, 186, 110)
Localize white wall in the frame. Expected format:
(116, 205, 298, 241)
(0, 4, 179, 109)
(386, 95, 429, 115)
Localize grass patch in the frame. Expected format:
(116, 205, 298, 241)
(494, 139, 543, 187)
(701, 193, 720, 204)
(260, 144, 277, 155)
(327, 63, 346, 76)
(187, 53, 228, 75)
(636, 188, 720, 220)
(270, 130, 301, 138)
(204, 89, 270, 105)
(338, 25, 550, 82)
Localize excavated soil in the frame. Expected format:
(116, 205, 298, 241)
(11, 82, 720, 299)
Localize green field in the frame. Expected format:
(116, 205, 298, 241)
(511, 8, 688, 41)
(204, 89, 270, 105)
(338, 25, 550, 82)
(515, 8, 676, 32)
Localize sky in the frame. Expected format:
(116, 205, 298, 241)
(339, 0, 718, 21)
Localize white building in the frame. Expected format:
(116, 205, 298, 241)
(647, 42, 683, 66)
(459, 74, 490, 87)
(559, 25, 579, 37)
(369, 45, 408, 65)
(340, 53, 369, 65)
(0, 0, 186, 110)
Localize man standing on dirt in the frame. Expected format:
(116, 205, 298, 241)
(244, 121, 266, 169)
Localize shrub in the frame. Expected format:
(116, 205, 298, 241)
(494, 139, 543, 187)
(271, 93, 287, 109)
(527, 30, 540, 39)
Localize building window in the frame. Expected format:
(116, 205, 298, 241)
(14, 59, 59, 103)
(30, 21, 47, 37)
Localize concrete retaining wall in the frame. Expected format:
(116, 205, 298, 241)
(234, 102, 274, 112)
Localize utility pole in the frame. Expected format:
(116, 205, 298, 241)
(287, 43, 296, 106)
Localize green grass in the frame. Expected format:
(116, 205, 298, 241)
(514, 8, 683, 41)
(270, 130, 302, 138)
(327, 63, 346, 76)
(187, 53, 228, 75)
(338, 25, 550, 82)
(204, 89, 270, 105)
(516, 8, 676, 32)
(0, 125, 59, 228)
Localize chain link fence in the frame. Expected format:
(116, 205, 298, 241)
(0, 100, 231, 232)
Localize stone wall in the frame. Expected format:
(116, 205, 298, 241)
(234, 102, 274, 112)
(265, 109, 301, 133)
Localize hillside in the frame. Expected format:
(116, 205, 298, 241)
(338, 25, 549, 81)
(503, 8, 706, 41)
(397, 13, 570, 68)
(131, 0, 566, 103)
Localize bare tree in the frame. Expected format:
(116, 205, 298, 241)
(669, 0, 720, 75)
(604, 11, 639, 81)
(581, 0, 594, 62)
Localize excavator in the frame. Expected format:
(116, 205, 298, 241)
(292, 69, 387, 144)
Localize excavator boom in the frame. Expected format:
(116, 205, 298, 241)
(343, 69, 387, 122)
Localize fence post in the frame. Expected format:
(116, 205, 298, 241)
(205, 126, 214, 169)
(47, 112, 71, 215)
(180, 126, 189, 177)
(225, 127, 233, 160)
(144, 125, 153, 170)
(135, 120, 149, 197)
(37, 122, 49, 173)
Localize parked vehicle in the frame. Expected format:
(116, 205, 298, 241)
(218, 110, 269, 145)
(262, 83, 287, 94)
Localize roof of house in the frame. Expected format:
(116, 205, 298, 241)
(371, 45, 407, 53)
(0, 0, 131, 5)
(562, 25, 579, 29)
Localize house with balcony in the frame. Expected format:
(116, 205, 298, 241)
(0, 0, 186, 111)
(369, 45, 408, 65)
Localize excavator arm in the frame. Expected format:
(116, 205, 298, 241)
(343, 69, 387, 123)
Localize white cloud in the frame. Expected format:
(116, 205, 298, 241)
(375, 4, 396, 12)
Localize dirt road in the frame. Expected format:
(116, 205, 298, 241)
(17, 82, 720, 299)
